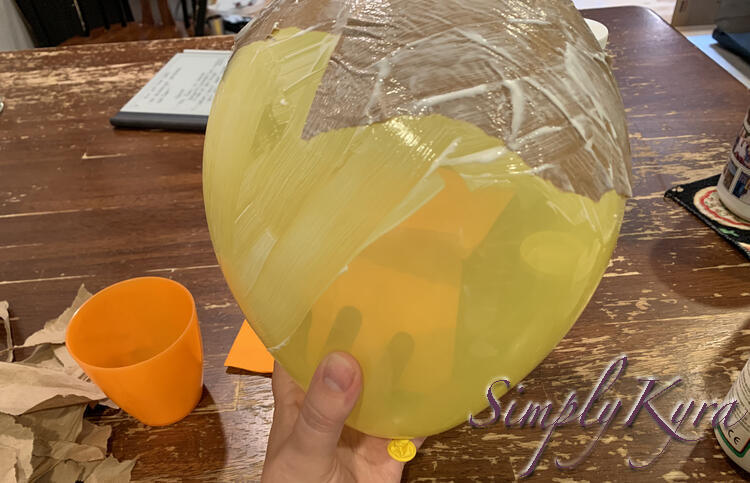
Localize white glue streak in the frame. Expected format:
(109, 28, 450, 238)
(414, 84, 490, 109)
(507, 17, 551, 25)
(364, 58, 392, 121)
(504, 79, 526, 139)
(425, 141, 510, 178)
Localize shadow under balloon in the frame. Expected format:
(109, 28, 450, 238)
(702, 314, 750, 405)
(648, 236, 750, 309)
(683, 314, 750, 474)
(707, 314, 750, 376)
(644, 236, 750, 469)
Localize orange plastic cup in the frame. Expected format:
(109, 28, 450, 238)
(66, 277, 203, 426)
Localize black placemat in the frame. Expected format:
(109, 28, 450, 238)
(664, 175, 750, 260)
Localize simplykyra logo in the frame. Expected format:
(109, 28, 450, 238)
(469, 356, 744, 477)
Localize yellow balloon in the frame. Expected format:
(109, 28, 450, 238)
(204, 27, 626, 438)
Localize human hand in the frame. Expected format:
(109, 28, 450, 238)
(262, 352, 425, 482)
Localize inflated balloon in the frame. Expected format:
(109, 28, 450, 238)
(203, 0, 632, 438)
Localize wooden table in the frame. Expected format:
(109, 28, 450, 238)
(2, 6, 750, 481)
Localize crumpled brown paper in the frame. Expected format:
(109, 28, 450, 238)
(0, 415, 33, 482)
(0, 286, 135, 482)
(18, 285, 89, 349)
(0, 364, 108, 416)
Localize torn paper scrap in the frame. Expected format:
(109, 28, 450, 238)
(0, 414, 34, 482)
(18, 285, 91, 348)
(43, 440, 106, 463)
(18, 345, 64, 371)
(84, 456, 136, 483)
(37, 459, 83, 483)
(50, 344, 87, 381)
(0, 362, 107, 416)
(32, 456, 136, 483)
(17, 407, 103, 464)
(77, 420, 111, 454)
(16, 407, 126, 482)
(0, 446, 17, 483)
(52, 344, 78, 375)
(16, 406, 86, 448)
(15, 345, 116, 408)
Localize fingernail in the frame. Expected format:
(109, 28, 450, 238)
(323, 352, 356, 392)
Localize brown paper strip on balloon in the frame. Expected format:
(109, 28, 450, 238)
(235, 0, 633, 201)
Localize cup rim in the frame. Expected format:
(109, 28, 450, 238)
(65, 276, 198, 372)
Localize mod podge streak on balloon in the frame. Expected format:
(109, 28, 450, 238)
(203, 27, 626, 438)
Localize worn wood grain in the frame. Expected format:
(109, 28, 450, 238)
(2, 6, 750, 481)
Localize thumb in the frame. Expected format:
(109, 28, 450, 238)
(288, 352, 362, 460)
